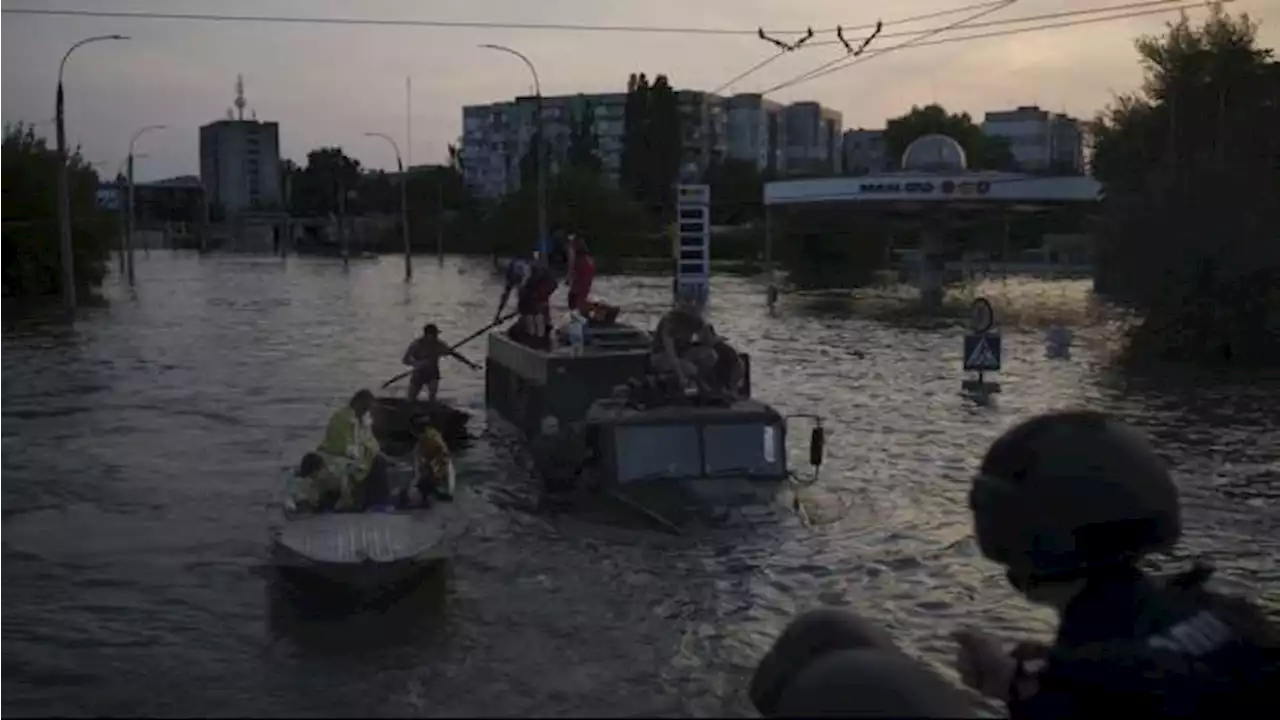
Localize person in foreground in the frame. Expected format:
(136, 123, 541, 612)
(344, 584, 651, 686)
(401, 323, 480, 402)
(313, 389, 392, 510)
(750, 410, 1278, 718)
(955, 410, 1277, 717)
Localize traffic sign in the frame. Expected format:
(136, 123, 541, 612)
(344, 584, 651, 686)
(970, 298, 995, 333)
(963, 333, 1002, 372)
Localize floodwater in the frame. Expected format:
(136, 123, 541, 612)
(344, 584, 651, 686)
(3, 253, 1277, 717)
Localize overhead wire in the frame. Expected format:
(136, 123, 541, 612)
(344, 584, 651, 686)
(760, 0, 1221, 95)
(712, 1, 1009, 95)
(761, 0, 1023, 96)
(0, 2, 1007, 36)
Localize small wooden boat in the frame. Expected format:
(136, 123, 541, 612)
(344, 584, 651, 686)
(370, 397, 471, 455)
(271, 509, 466, 599)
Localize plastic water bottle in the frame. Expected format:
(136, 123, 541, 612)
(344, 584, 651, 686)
(567, 312, 586, 356)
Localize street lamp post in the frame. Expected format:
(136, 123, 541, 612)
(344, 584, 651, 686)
(480, 43, 546, 257)
(126, 124, 167, 286)
(56, 33, 129, 310)
(365, 132, 411, 281)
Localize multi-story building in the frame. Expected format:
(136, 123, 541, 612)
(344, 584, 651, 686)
(462, 92, 629, 198)
(199, 119, 281, 215)
(724, 93, 783, 174)
(981, 105, 1084, 174)
(841, 128, 894, 175)
(780, 102, 843, 176)
(461, 90, 841, 197)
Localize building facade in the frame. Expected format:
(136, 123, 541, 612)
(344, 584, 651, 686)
(199, 119, 282, 215)
(461, 91, 841, 198)
(724, 93, 784, 174)
(842, 128, 895, 175)
(981, 105, 1084, 174)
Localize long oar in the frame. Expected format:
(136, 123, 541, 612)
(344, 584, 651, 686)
(380, 311, 518, 389)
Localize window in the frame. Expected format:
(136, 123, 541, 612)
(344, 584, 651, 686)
(615, 426, 701, 483)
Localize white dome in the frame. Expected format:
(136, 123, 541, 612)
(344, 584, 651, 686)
(901, 134, 968, 172)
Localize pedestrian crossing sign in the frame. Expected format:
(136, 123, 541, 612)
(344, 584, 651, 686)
(963, 333, 1002, 371)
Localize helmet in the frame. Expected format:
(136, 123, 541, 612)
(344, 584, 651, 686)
(969, 411, 1181, 581)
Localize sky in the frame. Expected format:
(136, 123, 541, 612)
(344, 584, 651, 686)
(4, 0, 1278, 181)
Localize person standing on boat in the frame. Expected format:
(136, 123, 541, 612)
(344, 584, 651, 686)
(565, 233, 596, 314)
(514, 253, 558, 349)
(316, 389, 392, 510)
(402, 324, 480, 403)
(494, 251, 533, 324)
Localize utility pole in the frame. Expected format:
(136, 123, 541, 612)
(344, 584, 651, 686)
(364, 132, 411, 280)
(480, 44, 546, 255)
(55, 34, 129, 310)
(436, 178, 444, 266)
(125, 125, 166, 286)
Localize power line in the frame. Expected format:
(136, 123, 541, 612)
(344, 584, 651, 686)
(800, 0, 1209, 49)
(0, 2, 991, 37)
(711, 1, 1008, 95)
(761, 0, 1218, 95)
(762, 0, 1021, 95)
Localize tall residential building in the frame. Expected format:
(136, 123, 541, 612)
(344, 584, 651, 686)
(781, 102, 843, 176)
(841, 128, 894, 175)
(198, 78, 281, 215)
(725, 94, 783, 174)
(460, 90, 840, 198)
(462, 92, 629, 198)
(981, 105, 1084, 173)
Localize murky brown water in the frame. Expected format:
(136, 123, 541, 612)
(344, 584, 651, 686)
(3, 253, 1277, 717)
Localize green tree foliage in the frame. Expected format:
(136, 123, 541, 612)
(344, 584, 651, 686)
(2, 123, 113, 299)
(1092, 5, 1280, 366)
(882, 104, 1015, 171)
(565, 97, 602, 174)
(291, 147, 362, 216)
(620, 73, 683, 219)
(702, 158, 764, 225)
(481, 166, 660, 259)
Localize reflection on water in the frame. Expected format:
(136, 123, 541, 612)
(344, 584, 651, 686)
(3, 252, 1277, 717)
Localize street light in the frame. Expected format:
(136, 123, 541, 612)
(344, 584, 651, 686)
(56, 33, 129, 311)
(126, 124, 167, 286)
(364, 131, 412, 281)
(480, 43, 546, 257)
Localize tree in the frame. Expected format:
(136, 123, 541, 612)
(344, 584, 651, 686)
(702, 158, 764, 225)
(882, 104, 1015, 171)
(621, 72, 651, 203)
(1092, 4, 1280, 366)
(565, 96, 602, 174)
(292, 147, 362, 216)
(2, 122, 113, 299)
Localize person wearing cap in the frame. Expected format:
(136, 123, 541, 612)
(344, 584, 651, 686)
(401, 323, 480, 403)
(749, 411, 1278, 718)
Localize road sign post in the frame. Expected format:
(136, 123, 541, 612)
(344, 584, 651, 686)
(962, 298, 1002, 395)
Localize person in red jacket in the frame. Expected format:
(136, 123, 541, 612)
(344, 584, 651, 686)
(566, 233, 596, 314)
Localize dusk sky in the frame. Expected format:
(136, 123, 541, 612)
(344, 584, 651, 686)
(4, 0, 1277, 181)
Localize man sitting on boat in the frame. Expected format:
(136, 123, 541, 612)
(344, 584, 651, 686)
(288, 452, 356, 513)
(316, 389, 393, 510)
(402, 323, 480, 403)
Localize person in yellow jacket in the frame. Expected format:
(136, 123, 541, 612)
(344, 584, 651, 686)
(411, 425, 456, 505)
(316, 389, 391, 510)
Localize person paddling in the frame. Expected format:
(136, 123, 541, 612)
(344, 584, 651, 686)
(402, 324, 480, 403)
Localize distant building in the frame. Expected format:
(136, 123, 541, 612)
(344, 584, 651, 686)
(842, 129, 894, 175)
(981, 105, 1084, 174)
(200, 119, 282, 216)
(199, 76, 282, 217)
(725, 93, 784, 174)
(781, 102, 843, 176)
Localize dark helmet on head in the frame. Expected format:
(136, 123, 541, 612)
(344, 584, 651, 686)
(969, 410, 1181, 583)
